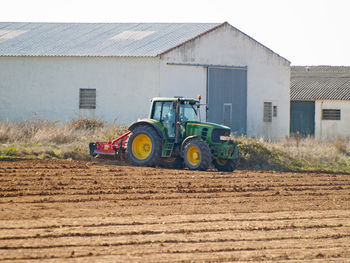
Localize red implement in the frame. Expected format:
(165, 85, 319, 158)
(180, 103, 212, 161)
(89, 131, 131, 157)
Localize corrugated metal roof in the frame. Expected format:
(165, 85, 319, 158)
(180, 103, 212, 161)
(291, 66, 350, 101)
(0, 22, 290, 63)
(0, 22, 222, 57)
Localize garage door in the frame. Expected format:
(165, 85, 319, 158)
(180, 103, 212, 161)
(290, 101, 315, 136)
(207, 67, 247, 135)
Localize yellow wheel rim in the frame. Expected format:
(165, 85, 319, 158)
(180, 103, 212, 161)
(132, 134, 152, 160)
(186, 145, 200, 166)
(216, 158, 227, 166)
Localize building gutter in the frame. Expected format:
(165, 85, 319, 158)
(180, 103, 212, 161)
(166, 62, 247, 70)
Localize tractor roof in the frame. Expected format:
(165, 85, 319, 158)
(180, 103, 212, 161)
(151, 97, 199, 103)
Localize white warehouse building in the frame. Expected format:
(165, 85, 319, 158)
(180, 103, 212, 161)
(0, 22, 290, 140)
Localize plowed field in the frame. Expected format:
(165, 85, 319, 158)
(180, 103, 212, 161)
(0, 159, 350, 262)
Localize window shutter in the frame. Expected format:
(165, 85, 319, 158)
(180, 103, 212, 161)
(79, 89, 96, 109)
(322, 109, 340, 120)
(263, 102, 272, 122)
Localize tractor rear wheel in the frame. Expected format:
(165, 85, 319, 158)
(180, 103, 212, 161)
(126, 126, 162, 167)
(213, 158, 238, 172)
(183, 139, 211, 171)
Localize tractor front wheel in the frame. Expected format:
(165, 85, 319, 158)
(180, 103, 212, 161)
(126, 126, 162, 167)
(183, 139, 211, 171)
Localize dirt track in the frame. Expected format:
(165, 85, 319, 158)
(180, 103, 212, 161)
(0, 159, 350, 262)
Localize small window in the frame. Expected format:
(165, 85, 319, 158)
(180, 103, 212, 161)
(273, 105, 278, 117)
(263, 102, 272, 122)
(322, 109, 340, 120)
(79, 89, 96, 109)
(152, 102, 162, 121)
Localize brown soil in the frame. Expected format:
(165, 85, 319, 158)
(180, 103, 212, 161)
(0, 159, 349, 262)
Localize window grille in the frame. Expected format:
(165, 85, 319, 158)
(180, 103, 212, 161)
(263, 102, 272, 122)
(273, 105, 278, 117)
(79, 89, 96, 109)
(322, 109, 340, 120)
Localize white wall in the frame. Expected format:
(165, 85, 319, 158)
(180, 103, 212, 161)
(315, 100, 350, 140)
(158, 64, 207, 118)
(160, 23, 290, 140)
(0, 56, 159, 124)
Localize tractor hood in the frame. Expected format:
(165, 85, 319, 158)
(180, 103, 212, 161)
(186, 121, 231, 131)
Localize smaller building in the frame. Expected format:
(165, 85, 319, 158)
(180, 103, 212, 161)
(290, 66, 350, 140)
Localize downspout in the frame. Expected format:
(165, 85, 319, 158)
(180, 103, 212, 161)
(205, 67, 209, 122)
(157, 55, 161, 97)
(319, 101, 323, 139)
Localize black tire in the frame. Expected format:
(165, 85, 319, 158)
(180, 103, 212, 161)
(213, 158, 238, 172)
(183, 139, 211, 171)
(159, 157, 184, 169)
(89, 142, 97, 157)
(126, 126, 162, 167)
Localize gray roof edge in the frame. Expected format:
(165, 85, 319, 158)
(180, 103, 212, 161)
(292, 65, 350, 72)
(292, 65, 350, 68)
(292, 65, 350, 78)
(291, 97, 350, 101)
(0, 54, 156, 58)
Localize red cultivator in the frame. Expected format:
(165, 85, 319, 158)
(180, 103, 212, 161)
(89, 131, 131, 157)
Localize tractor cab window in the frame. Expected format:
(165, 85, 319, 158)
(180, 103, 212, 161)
(180, 102, 197, 122)
(152, 101, 176, 138)
(151, 100, 198, 139)
(152, 102, 162, 121)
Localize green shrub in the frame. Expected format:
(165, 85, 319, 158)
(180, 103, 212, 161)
(236, 137, 296, 171)
(3, 146, 19, 156)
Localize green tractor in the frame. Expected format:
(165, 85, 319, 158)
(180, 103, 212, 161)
(90, 97, 239, 171)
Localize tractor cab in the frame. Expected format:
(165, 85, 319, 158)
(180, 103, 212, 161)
(150, 97, 199, 141)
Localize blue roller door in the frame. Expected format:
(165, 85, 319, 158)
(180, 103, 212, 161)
(207, 67, 247, 135)
(290, 101, 315, 136)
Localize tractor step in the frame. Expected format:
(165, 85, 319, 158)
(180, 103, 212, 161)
(162, 141, 174, 157)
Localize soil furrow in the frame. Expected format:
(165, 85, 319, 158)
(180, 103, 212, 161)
(1, 215, 349, 230)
